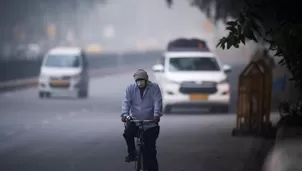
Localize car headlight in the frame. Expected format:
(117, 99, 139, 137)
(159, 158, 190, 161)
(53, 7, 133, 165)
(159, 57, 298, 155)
(39, 74, 48, 81)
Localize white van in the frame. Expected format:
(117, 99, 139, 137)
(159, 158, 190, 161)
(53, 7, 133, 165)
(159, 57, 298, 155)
(38, 47, 89, 99)
(152, 50, 232, 113)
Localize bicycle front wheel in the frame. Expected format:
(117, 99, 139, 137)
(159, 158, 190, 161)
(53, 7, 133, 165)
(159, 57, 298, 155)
(135, 146, 144, 171)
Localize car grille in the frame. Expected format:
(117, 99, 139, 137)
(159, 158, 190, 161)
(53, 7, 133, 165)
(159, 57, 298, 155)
(50, 76, 71, 80)
(179, 81, 217, 94)
(49, 83, 70, 88)
(49, 76, 71, 88)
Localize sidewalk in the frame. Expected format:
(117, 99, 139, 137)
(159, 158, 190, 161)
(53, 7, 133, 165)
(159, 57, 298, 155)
(263, 113, 302, 171)
(264, 138, 302, 171)
(231, 113, 279, 171)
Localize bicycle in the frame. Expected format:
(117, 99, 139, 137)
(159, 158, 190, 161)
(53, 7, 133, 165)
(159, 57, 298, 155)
(125, 116, 155, 171)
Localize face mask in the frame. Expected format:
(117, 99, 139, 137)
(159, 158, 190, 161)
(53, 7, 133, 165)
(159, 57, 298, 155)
(136, 80, 146, 88)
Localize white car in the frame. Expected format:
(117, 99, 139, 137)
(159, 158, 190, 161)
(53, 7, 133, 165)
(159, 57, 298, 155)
(38, 47, 89, 99)
(152, 51, 231, 113)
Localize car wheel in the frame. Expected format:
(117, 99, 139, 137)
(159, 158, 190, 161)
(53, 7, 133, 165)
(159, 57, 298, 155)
(45, 92, 51, 98)
(209, 107, 218, 114)
(39, 92, 44, 99)
(164, 105, 172, 114)
(39, 92, 51, 99)
(78, 89, 88, 98)
(220, 105, 229, 114)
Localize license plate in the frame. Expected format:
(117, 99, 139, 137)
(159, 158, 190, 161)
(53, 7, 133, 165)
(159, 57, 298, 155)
(189, 94, 208, 100)
(50, 80, 69, 86)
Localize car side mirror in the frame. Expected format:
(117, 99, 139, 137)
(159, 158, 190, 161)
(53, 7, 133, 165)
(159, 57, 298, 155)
(223, 64, 231, 73)
(152, 64, 164, 72)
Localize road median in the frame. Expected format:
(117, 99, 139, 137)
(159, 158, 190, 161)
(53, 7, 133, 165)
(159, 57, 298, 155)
(0, 57, 156, 93)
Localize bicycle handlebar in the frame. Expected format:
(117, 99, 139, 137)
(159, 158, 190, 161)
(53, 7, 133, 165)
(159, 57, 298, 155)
(130, 120, 155, 123)
(125, 116, 155, 123)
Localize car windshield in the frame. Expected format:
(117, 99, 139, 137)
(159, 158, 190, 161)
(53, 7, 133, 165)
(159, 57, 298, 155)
(44, 54, 81, 68)
(168, 57, 220, 71)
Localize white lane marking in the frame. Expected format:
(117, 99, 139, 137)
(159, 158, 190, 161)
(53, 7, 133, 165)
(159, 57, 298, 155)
(56, 115, 63, 120)
(42, 120, 49, 124)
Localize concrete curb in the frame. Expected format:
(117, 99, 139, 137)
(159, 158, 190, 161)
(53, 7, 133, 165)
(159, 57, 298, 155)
(234, 114, 280, 171)
(0, 78, 38, 92)
(262, 115, 302, 171)
(234, 137, 274, 171)
(263, 137, 302, 171)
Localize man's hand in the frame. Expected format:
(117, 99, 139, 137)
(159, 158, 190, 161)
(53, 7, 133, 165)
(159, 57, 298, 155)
(121, 115, 128, 122)
(154, 116, 160, 123)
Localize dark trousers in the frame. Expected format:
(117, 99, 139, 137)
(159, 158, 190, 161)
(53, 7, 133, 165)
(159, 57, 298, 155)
(123, 122, 160, 171)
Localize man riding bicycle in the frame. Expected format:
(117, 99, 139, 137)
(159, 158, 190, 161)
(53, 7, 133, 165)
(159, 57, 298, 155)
(121, 69, 163, 171)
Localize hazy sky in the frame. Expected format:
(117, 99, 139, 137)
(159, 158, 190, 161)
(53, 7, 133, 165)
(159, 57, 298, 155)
(91, 0, 211, 51)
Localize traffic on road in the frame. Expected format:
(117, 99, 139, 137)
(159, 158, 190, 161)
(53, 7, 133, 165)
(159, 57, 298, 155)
(0, 1, 261, 170)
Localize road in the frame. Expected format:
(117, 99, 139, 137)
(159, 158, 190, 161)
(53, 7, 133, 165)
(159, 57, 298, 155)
(0, 61, 262, 171)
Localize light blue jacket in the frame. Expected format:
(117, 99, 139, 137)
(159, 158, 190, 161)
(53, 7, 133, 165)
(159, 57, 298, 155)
(121, 81, 163, 128)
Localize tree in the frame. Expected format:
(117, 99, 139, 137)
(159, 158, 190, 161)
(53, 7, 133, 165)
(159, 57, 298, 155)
(166, 0, 302, 95)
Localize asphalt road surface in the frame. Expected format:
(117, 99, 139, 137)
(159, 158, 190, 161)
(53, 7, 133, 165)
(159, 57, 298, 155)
(0, 61, 262, 171)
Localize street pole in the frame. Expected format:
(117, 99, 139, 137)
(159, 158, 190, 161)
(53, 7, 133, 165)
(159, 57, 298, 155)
(210, 2, 218, 48)
(75, 0, 80, 45)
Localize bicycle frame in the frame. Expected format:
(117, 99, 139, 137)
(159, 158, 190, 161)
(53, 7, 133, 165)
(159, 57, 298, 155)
(124, 116, 154, 171)
(135, 121, 146, 171)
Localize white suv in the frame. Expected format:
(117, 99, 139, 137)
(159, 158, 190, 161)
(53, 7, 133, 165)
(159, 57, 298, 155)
(152, 51, 231, 113)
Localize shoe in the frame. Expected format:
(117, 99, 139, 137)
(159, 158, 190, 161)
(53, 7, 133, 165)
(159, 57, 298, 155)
(125, 153, 137, 162)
